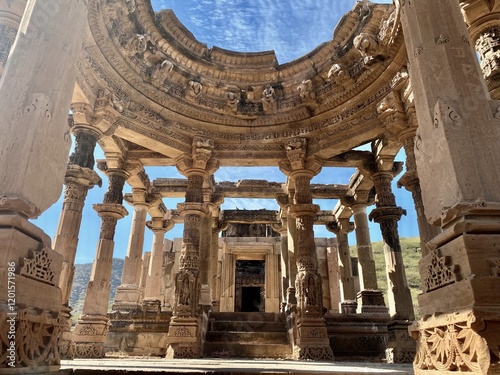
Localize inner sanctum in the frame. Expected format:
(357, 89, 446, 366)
(1, 0, 500, 374)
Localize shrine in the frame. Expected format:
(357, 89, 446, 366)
(1, 0, 500, 374)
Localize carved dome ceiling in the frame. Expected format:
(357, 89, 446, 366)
(76, 0, 407, 166)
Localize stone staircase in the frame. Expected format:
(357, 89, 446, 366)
(203, 312, 292, 359)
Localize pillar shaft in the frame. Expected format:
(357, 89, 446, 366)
(335, 219, 357, 302)
(0, 0, 26, 78)
(352, 203, 378, 290)
(143, 226, 167, 301)
(121, 203, 148, 286)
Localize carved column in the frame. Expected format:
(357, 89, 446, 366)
(0, 0, 89, 372)
(460, 1, 500, 98)
(399, 1, 500, 373)
(369, 158, 415, 363)
(0, 0, 26, 78)
(73, 167, 128, 358)
(378, 93, 441, 256)
(273, 210, 289, 313)
(281, 138, 333, 360)
(166, 137, 219, 359)
(327, 219, 357, 313)
(143, 217, 173, 312)
(210, 210, 226, 312)
(53, 108, 102, 359)
(113, 189, 150, 312)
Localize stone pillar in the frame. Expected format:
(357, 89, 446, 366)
(219, 252, 236, 312)
(286, 195, 299, 311)
(53, 112, 102, 359)
(0, 0, 26, 78)
(273, 215, 289, 313)
(327, 218, 357, 312)
(265, 247, 281, 313)
(399, 1, 500, 373)
(198, 211, 213, 308)
(281, 138, 333, 360)
(113, 189, 150, 312)
(140, 252, 151, 290)
(210, 215, 225, 312)
(460, 1, 500, 98)
(73, 168, 128, 358)
(166, 137, 218, 359)
(369, 159, 415, 363)
(143, 217, 173, 312)
(378, 93, 441, 256)
(0, 0, 89, 372)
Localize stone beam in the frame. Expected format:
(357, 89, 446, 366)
(152, 178, 350, 199)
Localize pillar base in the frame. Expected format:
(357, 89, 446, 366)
(340, 300, 358, 314)
(166, 317, 202, 359)
(112, 285, 143, 313)
(59, 306, 75, 359)
(73, 314, 109, 358)
(385, 320, 416, 364)
(293, 318, 334, 360)
(0, 213, 63, 372)
(357, 290, 389, 314)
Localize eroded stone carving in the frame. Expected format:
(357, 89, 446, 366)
(261, 85, 276, 112)
(188, 80, 202, 98)
(20, 244, 56, 286)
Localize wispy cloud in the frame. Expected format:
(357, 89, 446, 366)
(154, 0, 391, 63)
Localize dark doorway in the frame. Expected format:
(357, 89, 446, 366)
(241, 287, 261, 312)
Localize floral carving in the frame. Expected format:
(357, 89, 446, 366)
(414, 316, 498, 373)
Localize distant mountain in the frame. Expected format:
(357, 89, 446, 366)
(69, 258, 124, 323)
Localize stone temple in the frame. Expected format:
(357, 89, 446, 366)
(1, 0, 500, 374)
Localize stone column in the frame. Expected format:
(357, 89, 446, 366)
(198, 210, 213, 308)
(73, 168, 128, 358)
(0, 0, 89, 372)
(350, 199, 387, 314)
(399, 1, 500, 373)
(53, 110, 102, 359)
(327, 218, 357, 313)
(166, 137, 218, 359)
(281, 138, 333, 360)
(210, 215, 225, 312)
(140, 252, 151, 290)
(460, 1, 500, 98)
(273, 214, 289, 313)
(219, 252, 236, 312)
(143, 217, 173, 312)
(0, 0, 26, 78)
(378, 93, 441, 255)
(286, 194, 299, 311)
(265, 246, 281, 313)
(113, 189, 150, 312)
(369, 159, 415, 363)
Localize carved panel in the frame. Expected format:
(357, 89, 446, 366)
(20, 244, 56, 286)
(423, 250, 459, 292)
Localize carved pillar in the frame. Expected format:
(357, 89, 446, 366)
(281, 138, 333, 360)
(53, 110, 102, 359)
(265, 245, 281, 313)
(460, 1, 500, 98)
(0, 0, 26, 78)
(143, 218, 173, 312)
(369, 159, 415, 363)
(219, 252, 236, 312)
(210, 213, 225, 312)
(378, 93, 441, 256)
(113, 189, 150, 312)
(286, 194, 299, 310)
(327, 219, 357, 312)
(399, 1, 500, 373)
(396, 126, 441, 256)
(198, 207, 214, 308)
(0, 0, 89, 371)
(73, 168, 128, 358)
(166, 137, 219, 359)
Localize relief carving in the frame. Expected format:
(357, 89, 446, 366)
(423, 250, 459, 292)
(261, 85, 277, 113)
(20, 244, 56, 286)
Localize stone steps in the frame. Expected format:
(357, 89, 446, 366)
(204, 312, 292, 359)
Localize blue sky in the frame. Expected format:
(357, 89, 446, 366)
(32, 0, 415, 264)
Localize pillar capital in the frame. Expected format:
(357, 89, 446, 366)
(147, 217, 174, 233)
(326, 219, 355, 235)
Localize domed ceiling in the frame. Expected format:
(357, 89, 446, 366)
(76, 0, 407, 166)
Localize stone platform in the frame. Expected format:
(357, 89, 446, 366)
(60, 358, 413, 374)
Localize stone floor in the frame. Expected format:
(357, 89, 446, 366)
(60, 358, 414, 374)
